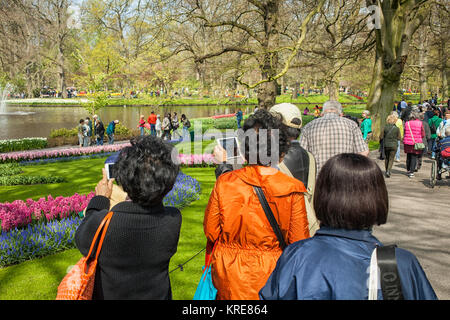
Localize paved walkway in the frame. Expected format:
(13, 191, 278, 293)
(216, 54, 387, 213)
(370, 149, 450, 299)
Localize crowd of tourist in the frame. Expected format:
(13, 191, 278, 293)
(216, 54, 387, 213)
(77, 116, 119, 147)
(71, 98, 449, 301)
(138, 111, 191, 141)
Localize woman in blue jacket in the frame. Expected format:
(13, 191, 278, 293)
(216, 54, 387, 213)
(260, 153, 437, 300)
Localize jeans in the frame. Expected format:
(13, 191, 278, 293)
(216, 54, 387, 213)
(406, 153, 418, 173)
(150, 124, 156, 136)
(237, 119, 242, 129)
(183, 127, 190, 141)
(395, 140, 401, 161)
(83, 136, 90, 147)
(96, 134, 104, 146)
(140, 127, 145, 136)
(431, 138, 437, 158)
(108, 133, 114, 145)
(384, 148, 396, 172)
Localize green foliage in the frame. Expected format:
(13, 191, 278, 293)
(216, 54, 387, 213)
(0, 175, 66, 186)
(0, 163, 23, 177)
(0, 138, 48, 153)
(49, 128, 78, 138)
(82, 92, 109, 116)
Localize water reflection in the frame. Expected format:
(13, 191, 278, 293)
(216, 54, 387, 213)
(0, 104, 257, 140)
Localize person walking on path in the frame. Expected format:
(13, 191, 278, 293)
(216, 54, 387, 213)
(83, 119, 91, 147)
(381, 113, 401, 178)
(437, 110, 450, 138)
(236, 109, 243, 129)
(161, 113, 172, 141)
(403, 112, 425, 178)
(361, 110, 372, 143)
(138, 115, 146, 136)
(181, 114, 191, 141)
(147, 111, 157, 136)
(106, 120, 119, 145)
(417, 112, 431, 171)
(428, 109, 443, 159)
(394, 112, 404, 162)
(155, 114, 162, 138)
(259, 153, 437, 300)
(77, 119, 85, 148)
(299, 100, 369, 175)
(95, 119, 105, 146)
(171, 112, 180, 139)
(204, 109, 310, 300)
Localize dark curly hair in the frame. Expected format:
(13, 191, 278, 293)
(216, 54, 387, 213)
(114, 135, 180, 208)
(239, 109, 290, 166)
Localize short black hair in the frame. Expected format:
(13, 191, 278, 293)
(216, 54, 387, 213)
(241, 109, 290, 166)
(313, 153, 388, 230)
(115, 136, 180, 208)
(79, 119, 84, 123)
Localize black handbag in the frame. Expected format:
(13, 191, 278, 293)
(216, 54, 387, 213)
(253, 186, 287, 250)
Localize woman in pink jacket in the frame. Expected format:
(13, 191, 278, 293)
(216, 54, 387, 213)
(403, 111, 425, 178)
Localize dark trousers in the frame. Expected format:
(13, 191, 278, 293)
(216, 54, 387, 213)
(406, 153, 418, 173)
(384, 147, 396, 172)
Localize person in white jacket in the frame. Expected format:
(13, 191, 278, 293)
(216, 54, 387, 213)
(155, 115, 162, 138)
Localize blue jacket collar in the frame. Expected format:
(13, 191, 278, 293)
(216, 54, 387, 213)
(315, 226, 382, 246)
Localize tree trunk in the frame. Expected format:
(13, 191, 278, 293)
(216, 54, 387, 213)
(418, 29, 428, 102)
(366, 0, 429, 139)
(327, 79, 339, 101)
(257, 80, 277, 109)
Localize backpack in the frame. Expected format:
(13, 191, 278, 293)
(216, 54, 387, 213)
(430, 121, 437, 134)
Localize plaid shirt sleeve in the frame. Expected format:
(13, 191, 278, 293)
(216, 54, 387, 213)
(352, 123, 369, 153)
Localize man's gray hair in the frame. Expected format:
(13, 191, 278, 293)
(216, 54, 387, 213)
(322, 100, 343, 114)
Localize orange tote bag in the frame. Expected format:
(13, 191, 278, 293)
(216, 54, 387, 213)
(56, 211, 114, 300)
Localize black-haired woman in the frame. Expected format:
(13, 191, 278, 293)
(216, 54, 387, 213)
(260, 153, 437, 300)
(75, 136, 182, 300)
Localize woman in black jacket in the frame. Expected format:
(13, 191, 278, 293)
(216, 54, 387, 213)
(381, 113, 401, 178)
(75, 136, 182, 300)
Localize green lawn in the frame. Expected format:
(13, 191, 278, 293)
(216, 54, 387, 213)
(0, 157, 215, 300)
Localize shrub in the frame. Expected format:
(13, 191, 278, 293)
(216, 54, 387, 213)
(49, 128, 78, 138)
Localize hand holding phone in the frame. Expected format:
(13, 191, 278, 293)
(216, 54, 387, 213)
(216, 137, 241, 161)
(95, 168, 114, 199)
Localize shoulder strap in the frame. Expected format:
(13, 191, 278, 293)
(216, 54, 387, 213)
(253, 186, 287, 250)
(407, 122, 416, 144)
(85, 211, 114, 264)
(377, 245, 404, 300)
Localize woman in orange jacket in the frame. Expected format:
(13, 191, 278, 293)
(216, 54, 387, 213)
(204, 110, 310, 300)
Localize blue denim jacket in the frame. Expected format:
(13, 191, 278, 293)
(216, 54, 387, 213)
(259, 227, 437, 300)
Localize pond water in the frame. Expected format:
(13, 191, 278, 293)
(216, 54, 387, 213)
(0, 104, 264, 140)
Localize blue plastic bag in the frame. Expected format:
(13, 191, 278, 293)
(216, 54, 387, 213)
(193, 264, 217, 300)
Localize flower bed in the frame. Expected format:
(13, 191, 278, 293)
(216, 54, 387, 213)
(0, 143, 131, 163)
(0, 172, 202, 266)
(0, 138, 47, 153)
(0, 193, 95, 233)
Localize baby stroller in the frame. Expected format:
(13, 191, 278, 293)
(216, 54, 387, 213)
(430, 138, 450, 188)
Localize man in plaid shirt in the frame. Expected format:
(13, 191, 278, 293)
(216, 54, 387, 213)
(299, 100, 369, 175)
